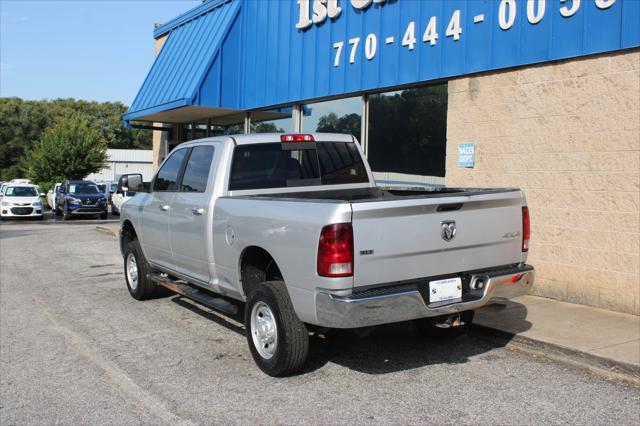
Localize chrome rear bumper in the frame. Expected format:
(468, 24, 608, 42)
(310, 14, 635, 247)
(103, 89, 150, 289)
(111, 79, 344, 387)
(315, 264, 534, 328)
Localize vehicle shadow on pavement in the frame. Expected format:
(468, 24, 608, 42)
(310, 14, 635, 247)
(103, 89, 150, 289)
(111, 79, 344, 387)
(169, 294, 531, 376)
(303, 317, 527, 375)
(171, 296, 246, 335)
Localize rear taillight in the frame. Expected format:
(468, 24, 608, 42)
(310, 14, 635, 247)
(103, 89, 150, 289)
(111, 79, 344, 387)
(522, 206, 530, 252)
(317, 223, 353, 277)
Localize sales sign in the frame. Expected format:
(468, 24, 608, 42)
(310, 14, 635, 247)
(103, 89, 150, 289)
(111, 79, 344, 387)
(458, 143, 476, 168)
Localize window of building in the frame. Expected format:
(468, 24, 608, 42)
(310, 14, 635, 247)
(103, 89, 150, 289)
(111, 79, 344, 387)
(302, 97, 362, 142)
(181, 146, 215, 192)
(153, 148, 188, 191)
(250, 107, 293, 133)
(367, 85, 447, 178)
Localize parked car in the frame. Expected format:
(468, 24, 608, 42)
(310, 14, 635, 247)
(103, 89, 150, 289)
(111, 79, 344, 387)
(119, 133, 534, 376)
(56, 180, 108, 220)
(109, 182, 118, 202)
(110, 179, 136, 216)
(47, 183, 62, 210)
(96, 181, 117, 203)
(0, 183, 44, 219)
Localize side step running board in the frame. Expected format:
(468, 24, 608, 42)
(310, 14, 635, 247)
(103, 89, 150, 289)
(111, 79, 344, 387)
(147, 273, 239, 316)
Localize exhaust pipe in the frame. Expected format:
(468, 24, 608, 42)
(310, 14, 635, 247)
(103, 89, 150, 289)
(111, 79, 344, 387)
(433, 313, 464, 329)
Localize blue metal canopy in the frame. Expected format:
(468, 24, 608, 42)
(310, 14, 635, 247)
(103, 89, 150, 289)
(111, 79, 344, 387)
(126, 0, 639, 125)
(123, 0, 241, 123)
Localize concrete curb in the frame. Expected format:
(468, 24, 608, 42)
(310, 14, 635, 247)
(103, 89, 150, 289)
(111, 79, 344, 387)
(95, 225, 118, 238)
(471, 324, 640, 386)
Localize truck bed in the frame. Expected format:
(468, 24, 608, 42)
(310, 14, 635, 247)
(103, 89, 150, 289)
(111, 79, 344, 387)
(218, 185, 527, 289)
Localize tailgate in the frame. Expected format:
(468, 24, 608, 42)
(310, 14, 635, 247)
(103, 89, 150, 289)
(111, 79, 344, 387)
(351, 190, 525, 288)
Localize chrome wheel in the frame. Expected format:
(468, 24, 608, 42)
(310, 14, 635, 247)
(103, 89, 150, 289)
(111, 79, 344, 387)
(126, 253, 139, 291)
(250, 301, 278, 360)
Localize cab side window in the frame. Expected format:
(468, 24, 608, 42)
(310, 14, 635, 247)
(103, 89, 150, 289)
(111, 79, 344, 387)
(181, 146, 215, 192)
(153, 149, 188, 192)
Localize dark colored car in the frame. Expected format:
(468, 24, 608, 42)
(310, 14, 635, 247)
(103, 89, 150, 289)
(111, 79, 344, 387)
(55, 180, 108, 220)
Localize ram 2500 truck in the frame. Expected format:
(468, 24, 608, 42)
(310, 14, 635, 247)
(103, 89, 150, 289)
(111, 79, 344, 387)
(119, 133, 534, 376)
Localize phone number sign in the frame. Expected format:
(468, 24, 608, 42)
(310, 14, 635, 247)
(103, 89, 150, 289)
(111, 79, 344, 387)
(240, 0, 639, 110)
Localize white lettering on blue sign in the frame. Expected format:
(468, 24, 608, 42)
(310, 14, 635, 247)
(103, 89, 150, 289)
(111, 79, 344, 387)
(324, 0, 620, 67)
(298, 0, 617, 31)
(297, 0, 387, 29)
(458, 143, 476, 168)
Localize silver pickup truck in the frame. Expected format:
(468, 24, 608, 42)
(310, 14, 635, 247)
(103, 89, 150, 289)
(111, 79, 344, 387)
(119, 133, 534, 376)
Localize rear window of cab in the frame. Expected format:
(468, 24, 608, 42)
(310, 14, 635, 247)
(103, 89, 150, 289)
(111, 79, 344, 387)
(229, 142, 369, 191)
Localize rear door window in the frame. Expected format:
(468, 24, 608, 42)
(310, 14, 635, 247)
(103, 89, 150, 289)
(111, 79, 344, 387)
(153, 149, 188, 191)
(180, 146, 215, 192)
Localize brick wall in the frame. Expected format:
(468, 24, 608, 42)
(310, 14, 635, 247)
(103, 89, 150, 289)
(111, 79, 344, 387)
(446, 49, 640, 315)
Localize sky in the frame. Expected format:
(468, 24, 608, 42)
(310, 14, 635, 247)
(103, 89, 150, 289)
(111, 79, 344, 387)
(0, 0, 201, 105)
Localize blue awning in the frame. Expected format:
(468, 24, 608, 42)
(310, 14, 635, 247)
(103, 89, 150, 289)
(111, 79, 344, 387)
(123, 0, 241, 123)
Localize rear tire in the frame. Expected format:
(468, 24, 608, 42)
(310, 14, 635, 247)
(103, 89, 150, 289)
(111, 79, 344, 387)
(245, 281, 309, 377)
(124, 239, 157, 300)
(413, 311, 474, 340)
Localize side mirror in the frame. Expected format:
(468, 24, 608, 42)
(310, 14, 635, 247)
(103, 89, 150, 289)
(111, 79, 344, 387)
(39, 192, 45, 197)
(118, 174, 143, 194)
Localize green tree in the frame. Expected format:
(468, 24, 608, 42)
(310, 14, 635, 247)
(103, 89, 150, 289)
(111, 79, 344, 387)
(0, 98, 53, 180)
(24, 113, 108, 191)
(252, 122, 285, 133)
(0, 97, 152, 181)
(316, 112, 361, 139)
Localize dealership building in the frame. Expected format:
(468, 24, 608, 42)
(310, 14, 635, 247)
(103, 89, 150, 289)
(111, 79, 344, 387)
(124, 0, 639, 315)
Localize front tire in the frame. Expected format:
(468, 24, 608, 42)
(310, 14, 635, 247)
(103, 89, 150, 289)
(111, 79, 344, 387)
(245, 281, 309, 377)
(124, 239, 156, 300)
(100, 212, 108, 220)
(413, 311, 475, 340)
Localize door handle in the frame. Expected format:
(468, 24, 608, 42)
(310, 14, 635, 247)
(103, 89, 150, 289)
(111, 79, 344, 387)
(192, 207, 205, 216)
(159, 204, 170, 211)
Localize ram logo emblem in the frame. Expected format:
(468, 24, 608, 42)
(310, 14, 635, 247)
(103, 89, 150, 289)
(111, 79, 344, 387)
(441, 221, 456, 242)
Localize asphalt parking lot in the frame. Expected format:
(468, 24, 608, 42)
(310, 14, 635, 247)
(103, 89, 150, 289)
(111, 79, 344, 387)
(1, 220, 639, 425)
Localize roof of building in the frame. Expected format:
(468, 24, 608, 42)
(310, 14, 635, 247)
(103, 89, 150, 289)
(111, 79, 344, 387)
(123, 0, 240, 123)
